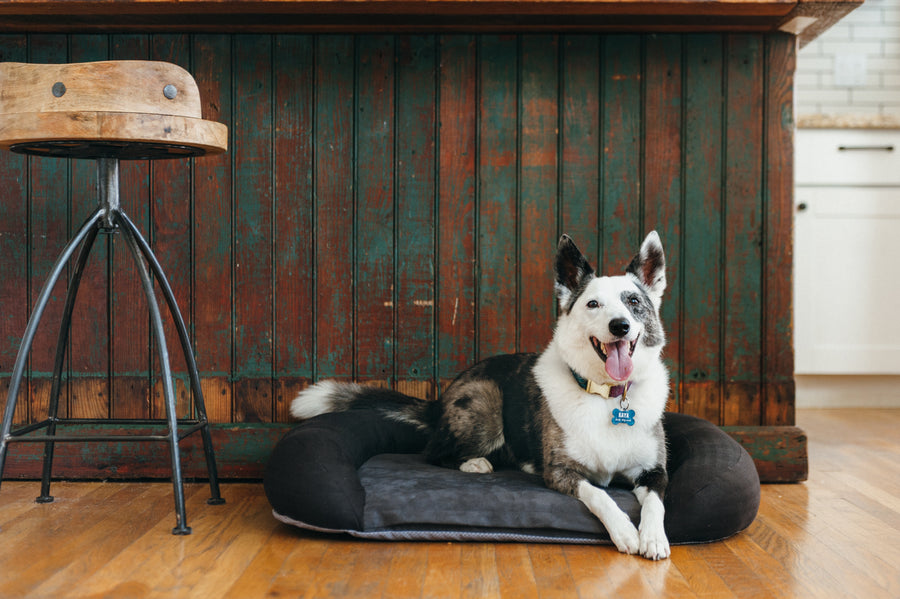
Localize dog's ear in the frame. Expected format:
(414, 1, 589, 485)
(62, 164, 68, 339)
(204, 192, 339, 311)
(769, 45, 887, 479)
(555, 234, 594, 311)
(626, 231, 666, 303)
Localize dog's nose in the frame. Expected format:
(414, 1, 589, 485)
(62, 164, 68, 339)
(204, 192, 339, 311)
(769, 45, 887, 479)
(609, 318, 630, 338)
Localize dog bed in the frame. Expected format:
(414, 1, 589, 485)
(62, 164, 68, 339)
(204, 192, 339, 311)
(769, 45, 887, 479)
(264, 410, 760, 545)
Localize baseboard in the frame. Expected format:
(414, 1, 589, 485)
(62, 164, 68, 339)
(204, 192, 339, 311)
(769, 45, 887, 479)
(796, 374, 900, 408)
(1, 421, 806, 484)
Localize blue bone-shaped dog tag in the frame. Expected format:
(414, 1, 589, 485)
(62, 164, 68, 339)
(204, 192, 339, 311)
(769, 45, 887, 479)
(611, 408, 635, 426)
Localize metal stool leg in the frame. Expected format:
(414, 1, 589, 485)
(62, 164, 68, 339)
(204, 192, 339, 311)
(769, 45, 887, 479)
(38, 223, 103, 503)
(116, 211, 224, 506)
(2, 159, 223, 535)
(119, 222, 191, 535)
(0, 209, 104, 493)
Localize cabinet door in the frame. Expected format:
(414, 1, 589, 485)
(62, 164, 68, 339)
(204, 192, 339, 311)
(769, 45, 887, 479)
(794, 186, 900, 374)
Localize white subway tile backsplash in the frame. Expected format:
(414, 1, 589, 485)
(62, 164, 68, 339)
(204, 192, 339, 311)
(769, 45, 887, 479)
(797, 1, 900, 117)
(820, 40, 884, 55)
(797, 55, 833, 72)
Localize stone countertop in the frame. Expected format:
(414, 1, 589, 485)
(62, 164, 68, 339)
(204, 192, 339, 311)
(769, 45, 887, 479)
(797, 114, 900, 130)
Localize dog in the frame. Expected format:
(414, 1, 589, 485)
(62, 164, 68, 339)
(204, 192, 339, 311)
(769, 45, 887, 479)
(291, 232, 671, 560)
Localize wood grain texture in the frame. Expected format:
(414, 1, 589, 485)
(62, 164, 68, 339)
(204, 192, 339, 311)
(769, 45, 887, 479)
(355, 34, 396, 385)
(477, 34, 518, 360)
(681, 33, 724, 424)
(762, 33, 796, 427)
(518, 34, 558, 354)
(232, 34, 274, 422)
(192, 33, 233, 423)
(0, 408, 895, 598)
(273, 34, 314, 389)
(599, 34, 641, 273)
(436, 34, 477, 387)
(0, 59, 203, 117)
(314, 34, 355, 381)
(559, 35, 600, 259)
(395, 34, 437, 396)
(723, 34, 764, 426)
(642, 34, 683, 414)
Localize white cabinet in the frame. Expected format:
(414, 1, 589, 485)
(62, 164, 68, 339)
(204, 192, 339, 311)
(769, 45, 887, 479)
(794, 129, 900, 374)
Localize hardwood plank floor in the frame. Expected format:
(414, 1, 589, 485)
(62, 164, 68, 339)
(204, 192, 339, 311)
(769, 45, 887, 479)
(1, 409, 898, 598)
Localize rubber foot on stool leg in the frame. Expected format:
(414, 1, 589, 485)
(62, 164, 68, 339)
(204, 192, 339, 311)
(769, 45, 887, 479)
(35, 495, 54, 504)
(172, 525, 192, 535)
(207, 497, 226, 505)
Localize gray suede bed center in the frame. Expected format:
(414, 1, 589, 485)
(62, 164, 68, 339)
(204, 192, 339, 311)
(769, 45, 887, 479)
(360, 453, 637, 534)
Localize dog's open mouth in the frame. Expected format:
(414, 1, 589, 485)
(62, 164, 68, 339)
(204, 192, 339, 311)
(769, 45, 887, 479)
(590, 335, 639, 381)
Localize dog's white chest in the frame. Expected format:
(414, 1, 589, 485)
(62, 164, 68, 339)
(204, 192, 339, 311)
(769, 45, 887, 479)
(556, 398, 659, 484)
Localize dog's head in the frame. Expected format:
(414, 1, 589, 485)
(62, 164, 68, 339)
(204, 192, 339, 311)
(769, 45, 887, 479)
(554, 232, 666, 383)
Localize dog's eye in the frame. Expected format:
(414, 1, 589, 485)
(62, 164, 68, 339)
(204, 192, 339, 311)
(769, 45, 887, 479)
(586, 300, 600, 309)
(627, 296, 640, 306)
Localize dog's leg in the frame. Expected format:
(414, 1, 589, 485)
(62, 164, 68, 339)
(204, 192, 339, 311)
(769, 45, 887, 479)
(576, 480, 640, 555)
(633, 487, 669, 560)
(633, 467, 670, 560)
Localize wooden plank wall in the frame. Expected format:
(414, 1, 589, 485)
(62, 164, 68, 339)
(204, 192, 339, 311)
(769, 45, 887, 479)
(0, 32, 796, 434)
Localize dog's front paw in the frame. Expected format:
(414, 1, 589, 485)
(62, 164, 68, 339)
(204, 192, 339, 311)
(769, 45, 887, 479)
(638, 523, 670, 560)
(459, 457, 493, 473)
(606, 514, 640, 555)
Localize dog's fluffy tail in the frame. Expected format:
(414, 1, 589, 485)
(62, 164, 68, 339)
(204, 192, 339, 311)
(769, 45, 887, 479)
(290, 380, 440, 432)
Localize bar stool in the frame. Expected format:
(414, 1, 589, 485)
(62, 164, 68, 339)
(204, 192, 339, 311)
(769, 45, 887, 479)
(0, 60, 227, 534)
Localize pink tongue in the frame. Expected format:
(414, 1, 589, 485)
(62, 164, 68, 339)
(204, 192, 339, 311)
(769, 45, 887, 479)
(604, 340, 633, 381)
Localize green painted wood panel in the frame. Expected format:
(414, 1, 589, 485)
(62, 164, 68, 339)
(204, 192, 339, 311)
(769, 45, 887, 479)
(273, 34, 315, 419)
(724, 34, 765, 426)
(600, 34, 642, 273)
(477, 34, 518, 360)
(436, 34, 477, 388)
(682, 34, 725, 424)
(519, 35, 558, 355)
(0, 33, 797, 434)
(315, 35, 355, 381)
(232, 35, 275, 424)
(356, 34, 396, 385)
(192, 33, 234, 423)
(395, 35, 437, 399)
(642, 34, 684, 414)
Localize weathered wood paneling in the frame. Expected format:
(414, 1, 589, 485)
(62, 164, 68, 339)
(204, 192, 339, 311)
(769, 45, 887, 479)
(0, 33, 796, 442)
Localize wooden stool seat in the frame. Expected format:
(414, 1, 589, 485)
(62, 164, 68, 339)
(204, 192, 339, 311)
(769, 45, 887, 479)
(0, 60, 227, 158)
(0, 60, 226, 535)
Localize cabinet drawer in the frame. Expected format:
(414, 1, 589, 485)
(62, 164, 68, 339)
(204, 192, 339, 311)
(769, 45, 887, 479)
(796, 129, 900, 186)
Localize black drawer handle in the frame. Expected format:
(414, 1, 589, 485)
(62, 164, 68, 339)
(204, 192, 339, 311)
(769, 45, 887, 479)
(837, 145, 895, 152)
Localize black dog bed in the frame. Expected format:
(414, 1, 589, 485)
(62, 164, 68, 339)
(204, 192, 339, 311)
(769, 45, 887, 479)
(264, 410, 760, 545)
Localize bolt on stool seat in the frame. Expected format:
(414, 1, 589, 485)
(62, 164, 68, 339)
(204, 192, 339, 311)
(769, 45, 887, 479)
(0, 60, 227, 534)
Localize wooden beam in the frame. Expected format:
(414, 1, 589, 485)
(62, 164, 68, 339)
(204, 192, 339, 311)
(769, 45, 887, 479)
(723, 425, 809, 483)
(0, 0, 861, 42)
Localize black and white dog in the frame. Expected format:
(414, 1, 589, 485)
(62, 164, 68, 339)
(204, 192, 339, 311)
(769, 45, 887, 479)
(292, 232, 671, 560)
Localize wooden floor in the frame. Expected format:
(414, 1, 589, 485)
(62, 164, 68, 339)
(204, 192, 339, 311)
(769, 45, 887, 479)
(1, 409, 898, 598)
